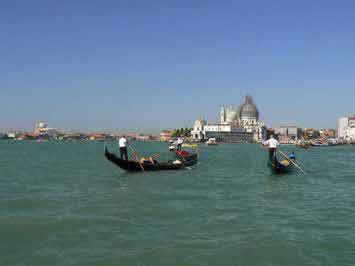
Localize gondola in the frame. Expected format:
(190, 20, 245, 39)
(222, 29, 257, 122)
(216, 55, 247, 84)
(105, 147, 197, 172)
(268, 158, 294, 174)
(175, 150, 199, 163)
(175, 150, 191, 158)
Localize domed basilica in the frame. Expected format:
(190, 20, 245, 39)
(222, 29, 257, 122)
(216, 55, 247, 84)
(191, 95, 266, 142)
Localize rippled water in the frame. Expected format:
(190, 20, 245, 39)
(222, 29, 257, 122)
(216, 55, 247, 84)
(1, 141, 355, 266)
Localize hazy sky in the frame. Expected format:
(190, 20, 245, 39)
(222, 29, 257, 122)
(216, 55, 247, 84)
(1, 0, 355, 132)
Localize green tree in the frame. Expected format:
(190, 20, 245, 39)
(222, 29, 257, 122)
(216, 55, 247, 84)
(184, 128, 192, 137)
(180, 128, 184, 136)
(172, 129, 179, 138)
(171, 128, 193, 138)
(313, 130, 320, 139)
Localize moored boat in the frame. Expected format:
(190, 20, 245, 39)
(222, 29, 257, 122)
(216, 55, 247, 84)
(300, 143, 310, 149)
(105, 147, 197, 172)
(311, 141, 328, 147)
(327, 138, 338, 146)
(206, 138, 218, 146)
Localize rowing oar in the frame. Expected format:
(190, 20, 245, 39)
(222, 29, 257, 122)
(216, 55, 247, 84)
(278, 149, 306, 175)
(128, 145, 145, 172)
(151, 153, 160, 159)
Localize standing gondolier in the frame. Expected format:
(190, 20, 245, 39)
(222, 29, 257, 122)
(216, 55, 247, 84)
(263, 135, 279, 163)
(176, 137, 184, 151)
(119, 135, 128, 160)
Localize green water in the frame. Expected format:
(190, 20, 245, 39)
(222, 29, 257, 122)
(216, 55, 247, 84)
(1, 140, 354, 266)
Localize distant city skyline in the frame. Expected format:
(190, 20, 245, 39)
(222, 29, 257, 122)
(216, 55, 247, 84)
(1, 1, 355, 131)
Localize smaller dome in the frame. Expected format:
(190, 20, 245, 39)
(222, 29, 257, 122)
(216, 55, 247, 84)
(238, 95, 259, 120)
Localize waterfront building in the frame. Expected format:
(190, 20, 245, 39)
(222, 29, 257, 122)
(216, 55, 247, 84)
(319, 129, 336, 139)
(160, 130, 174, 142)
(191, 118, 207, 141)
(191, 95, 266, 143)
(303, 128, 320, 140)
(274, 126, 302, 144)
(203, 123, 254, 143)
(34, 122, 58, 138)
(34, 122, 48, 134)
(337, 115, 355, 142)
(266, 128, 276, 139)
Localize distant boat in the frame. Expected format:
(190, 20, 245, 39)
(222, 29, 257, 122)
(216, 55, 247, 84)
(327, 138, 338, 146)
(206, 138, 218, 146)
(299, 143, 310, 149)
(311, 141, 328, 147)
(182, 143, 198, 148)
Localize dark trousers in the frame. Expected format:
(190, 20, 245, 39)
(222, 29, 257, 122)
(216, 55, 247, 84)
(120, 147, 128, 160)
(177, 144, 182, 151)
(269, 148, 277, 163)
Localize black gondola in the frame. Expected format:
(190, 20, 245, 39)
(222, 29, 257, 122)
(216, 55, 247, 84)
(268, 158, 294, 174)
(105, 147, 197, 172)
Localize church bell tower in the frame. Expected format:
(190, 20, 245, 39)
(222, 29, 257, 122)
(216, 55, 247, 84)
(220, 105, 226, 123)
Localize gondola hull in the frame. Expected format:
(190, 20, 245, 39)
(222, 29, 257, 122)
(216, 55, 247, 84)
(268, 159, 293, 174)
(105, 148, 197, 172)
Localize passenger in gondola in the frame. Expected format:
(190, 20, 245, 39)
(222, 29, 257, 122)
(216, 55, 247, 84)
(119, 135, 128, 160)
(288, 152, 296, 161)
(263, 135, 279, 163)
(140, 156, 156, 165)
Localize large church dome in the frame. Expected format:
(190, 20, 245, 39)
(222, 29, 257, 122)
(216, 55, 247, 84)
(237, 95, 259, 120)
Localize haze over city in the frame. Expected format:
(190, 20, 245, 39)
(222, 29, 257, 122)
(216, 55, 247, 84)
(1, 0, 355, 131)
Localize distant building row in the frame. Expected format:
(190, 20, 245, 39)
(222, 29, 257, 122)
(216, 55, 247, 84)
(1, 122, 159, 141)
(268, 126, 336, 144)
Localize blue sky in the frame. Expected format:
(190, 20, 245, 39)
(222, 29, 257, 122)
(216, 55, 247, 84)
(1, 0, 355, 132)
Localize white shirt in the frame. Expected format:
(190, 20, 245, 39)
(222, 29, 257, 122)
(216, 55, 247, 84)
(177, 138, 183, 144)
(264, 137, 279, 148)
(119, 137, 127, 148)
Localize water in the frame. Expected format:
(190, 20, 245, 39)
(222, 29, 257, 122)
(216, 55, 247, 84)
(1, 140, 355, 266)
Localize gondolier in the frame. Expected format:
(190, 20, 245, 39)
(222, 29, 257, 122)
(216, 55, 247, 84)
(176, 137, 184, 151)
(119, 135, 128, 160)
(263, 135, 279, 163)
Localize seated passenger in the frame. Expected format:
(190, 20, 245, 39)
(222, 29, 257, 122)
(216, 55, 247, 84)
(140, 157, 155, 164)
(288, 152, 296, 161)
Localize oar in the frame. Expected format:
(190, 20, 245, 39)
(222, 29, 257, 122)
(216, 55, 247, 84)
(278, 149, 306, 175)
(151, 153, 160, 159)
(128, 145, 145, 172)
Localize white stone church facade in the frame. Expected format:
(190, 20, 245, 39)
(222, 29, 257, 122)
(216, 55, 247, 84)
(191, 95, 266, 143)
